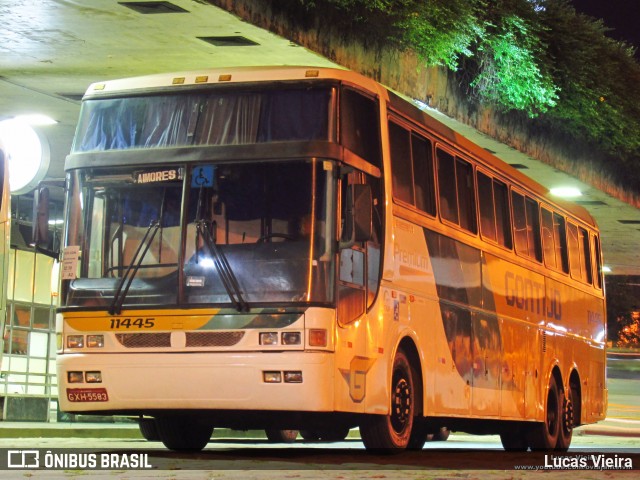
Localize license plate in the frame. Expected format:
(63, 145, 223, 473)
(67, 388, 109, 402)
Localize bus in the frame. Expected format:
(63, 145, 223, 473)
(53, 66, 606, 452)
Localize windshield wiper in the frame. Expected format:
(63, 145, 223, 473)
(195, 220, 249, 312)
(109, 220, 160, 315)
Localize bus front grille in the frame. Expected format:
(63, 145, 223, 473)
(114, 331, 245, 348)
(115, 333, 171, 348)
(186, 331, 245, 347)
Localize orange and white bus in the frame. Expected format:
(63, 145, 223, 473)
(54, 66, 606, 451)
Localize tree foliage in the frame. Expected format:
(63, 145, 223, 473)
(281, 0, 640, 174)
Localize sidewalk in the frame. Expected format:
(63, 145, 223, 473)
(1, 418, 638, 439)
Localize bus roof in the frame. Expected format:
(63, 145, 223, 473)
(84, 65, 596, 229)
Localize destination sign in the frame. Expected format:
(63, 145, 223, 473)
(133, 168, 182, 184)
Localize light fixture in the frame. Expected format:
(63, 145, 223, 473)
(550, 187, 582, 198)
(602, 266, 612, 273)
(14, 114, 58, 126)
(0, 118, 50, 194)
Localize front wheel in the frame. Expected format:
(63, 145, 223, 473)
(155, 416, 213, 451)
(360, 350, 415, 452)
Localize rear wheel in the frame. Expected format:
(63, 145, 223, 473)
(431, 426, 450, 442)
(265, 429, 298, 443)
(500, 426, 529, 451)
(360, 350, 415, 452)
(528, 375, 562, 450)
(557, 385, 575, 451)
(156, 416, 213, 451)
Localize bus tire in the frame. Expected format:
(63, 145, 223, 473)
(528, 375, 562, 450)
(138, 417, 160, 441)
(360, 350, 415, 452)
(299, 430, 321, 441)
(431, 426, 450, 442)
(406, 420, 427, 450)
(500, 427, 529, 451)
(265, 429, 298, 443)
(557, 386, 575, 451)
(155, 416, 213, 451)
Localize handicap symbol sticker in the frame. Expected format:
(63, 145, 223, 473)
(191, 165, 215, 188)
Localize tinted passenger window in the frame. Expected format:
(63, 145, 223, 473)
(437, 149, 477, 234)
(567, 222, 592, 283)
(341, 88, 381, 167)
(412, 134, 435, 215)
(389, 120, 435, 216)
(389, 121, 413, 204)
(512, 191, 541, 261)
(477, 172, 511, 248)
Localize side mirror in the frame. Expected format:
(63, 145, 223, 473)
(341, 184, 373, 247)
(32, 186, 50, 248)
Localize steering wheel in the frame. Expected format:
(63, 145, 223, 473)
(257, 233, 296, 243)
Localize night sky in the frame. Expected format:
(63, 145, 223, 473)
(570, 0, 640, 52)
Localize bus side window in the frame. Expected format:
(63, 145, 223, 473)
(541, 207, 556, 269)
(437, 149, 476, 234)
(580, 226, 593, 284)
(554, 212, 569, 273)
(568, 222, 593, 284)
(512, 191, 541, 261)
(341, 88, 381, 168)
(493, 180, 512, 248)
(592, 234, 603, 289)
(389, 120, 413, 205)
(412, 133, 435, 216)
(437, 149, 458, 224)
(479, 172, 512, 249)
(456, 158, 477, 234)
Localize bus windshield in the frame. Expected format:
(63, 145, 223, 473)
(72, 86, 333, 152)
(62, 159, 335, 311)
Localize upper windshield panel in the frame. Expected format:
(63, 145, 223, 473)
(61, 160, 335, 310)
(73, 86, 333, 152)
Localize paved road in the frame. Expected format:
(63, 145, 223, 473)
(0, 432, 637, 479)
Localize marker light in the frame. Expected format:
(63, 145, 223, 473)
(85, 371, 103, 383)
(284, 371, 303, 383)
(308, 329, 327, 347)
(263, 371, 282, 383)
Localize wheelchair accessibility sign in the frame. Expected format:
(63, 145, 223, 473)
(191, 165, 215, 188)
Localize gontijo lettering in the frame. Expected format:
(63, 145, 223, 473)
(505, 272, 561, 320)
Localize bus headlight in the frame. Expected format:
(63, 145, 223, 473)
(67, 335, 84, 349)
(86, 335, 104, 348)
(281, 332, 301, 345)
(259, 332, 278, 346)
